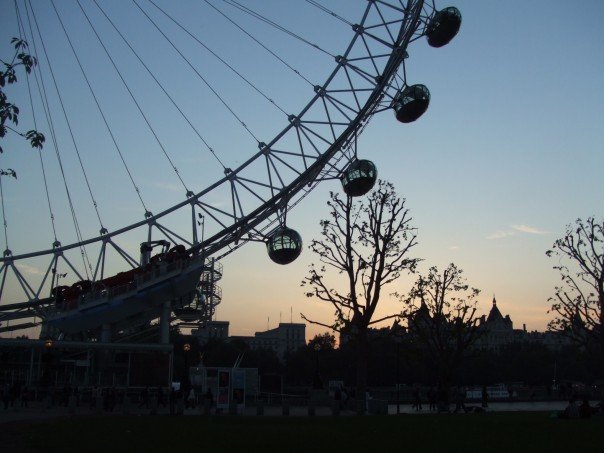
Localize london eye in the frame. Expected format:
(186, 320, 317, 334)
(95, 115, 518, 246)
(0, 1, 461, 341)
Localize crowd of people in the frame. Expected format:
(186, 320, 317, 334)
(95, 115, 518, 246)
(2, 382, 31, 409)
(558, 397, 602, 419)
(1, 382, 214, 415)
(4, 380, 604, 419)
(409, 385, 484, 413)
(404, 383, 604, 417)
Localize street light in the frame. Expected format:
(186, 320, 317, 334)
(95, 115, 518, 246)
(392, 321, 404, 415)
(396, 339, 400, 415)
(41, 338, 55, 386)
(182, 343, 191, 390)
(312, 343, 322, 390)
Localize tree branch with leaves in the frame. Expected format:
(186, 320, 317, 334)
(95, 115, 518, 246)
(547, 217, 604, 353)
(1, 38, 45, 155)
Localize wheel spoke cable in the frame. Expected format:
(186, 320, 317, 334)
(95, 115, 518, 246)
(304, 0, 353, 27)
(203, 0, 314, 88)
(90, 0, 227, 171)
(223, 0, 336, 59)
(30, 1, 106, 231)
(26, 0, 93, 278)
(74, 0, 190, 195)
(145, 0, 290, 117)
(132, 0, 261, 145)
(15, 1, 58, 241)
(29, 1, 149, 215)
(0, 174, 9, 253)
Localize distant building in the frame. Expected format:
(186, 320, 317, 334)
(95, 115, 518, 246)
(192, 320, 306, 359)
(231, 323, 306, 359)
(407, 300, 435, 338)
(390, 296, 574, 351)
(474, 297, 573, 350)
(191, 320, 230, 344)
(524, 330, 573, 350)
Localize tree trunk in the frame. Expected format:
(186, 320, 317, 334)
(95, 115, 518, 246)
(600, 300, 604, 377)
(355, 334, 369, 415)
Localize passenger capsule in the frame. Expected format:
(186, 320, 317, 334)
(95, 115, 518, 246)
(267, 226, 303, 265)
(340, 159, 377, 197)
(393, 84, 430, 123)
(426, 7, 462, 48)
(174, 306, 200, 322)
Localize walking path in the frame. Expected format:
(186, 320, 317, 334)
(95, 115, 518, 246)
(389, 401, 571, 414)
(0, 400, 578, 424)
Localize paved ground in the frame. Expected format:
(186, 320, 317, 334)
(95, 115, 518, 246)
(0, 399, 577, 424)
(388, 400, 572, 414)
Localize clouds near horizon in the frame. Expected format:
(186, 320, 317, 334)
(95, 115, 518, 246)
(487, 224, 549, 240)
(486, 230, 514, 240)
(511, 224, 549, 235)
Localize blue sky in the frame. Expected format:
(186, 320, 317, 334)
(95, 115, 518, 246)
(1, 1, 603, 339)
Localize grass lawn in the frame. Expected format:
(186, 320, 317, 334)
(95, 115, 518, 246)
(5, 412, 602, 452)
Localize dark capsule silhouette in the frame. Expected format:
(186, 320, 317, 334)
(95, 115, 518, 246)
(340, 159, 377, 197)
(393, 84, 430, 123)
(426, 7, 462, 48)
(267, 226, 303, 265)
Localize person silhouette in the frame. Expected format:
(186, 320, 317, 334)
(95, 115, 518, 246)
(481, 385, 488, 408)
(412, 386, 422, 411)
(579, 397, 593, 419)
(139, 387, 149, 409)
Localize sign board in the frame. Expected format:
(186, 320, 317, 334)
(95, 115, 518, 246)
(328, 380, 344, 397)
(466, 385, 510, 400)
(217, 369, 230, 409)
(232, 369, 246, 411)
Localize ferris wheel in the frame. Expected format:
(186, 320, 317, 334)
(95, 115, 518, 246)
(0, 1, 461, 337)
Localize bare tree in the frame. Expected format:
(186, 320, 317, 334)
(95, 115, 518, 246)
(547, 217, 603, 355)
(301, 180, 419, 409)
(401, 264, 482, 388)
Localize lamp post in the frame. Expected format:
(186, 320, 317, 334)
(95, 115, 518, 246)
(182, 343, 191, 389)
(312, 343, 322, 390)
(392, 322, 403, 415)
(41, 338, 54, 386)
(396, 339, 401, 415)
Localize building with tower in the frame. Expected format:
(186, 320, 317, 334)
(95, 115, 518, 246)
(476, 297, 514, 349)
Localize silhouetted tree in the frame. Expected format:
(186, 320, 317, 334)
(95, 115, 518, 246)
(308, 332, 336, 351)
(401, 264, 482, 387)
(284, 347, 314, 385)
(547, 217, 603, 369)
(302, 180, 419, 411)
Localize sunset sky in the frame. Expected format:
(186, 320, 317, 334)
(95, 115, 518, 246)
(217, 0, 604, 338)
(1, 0, 603, 341)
